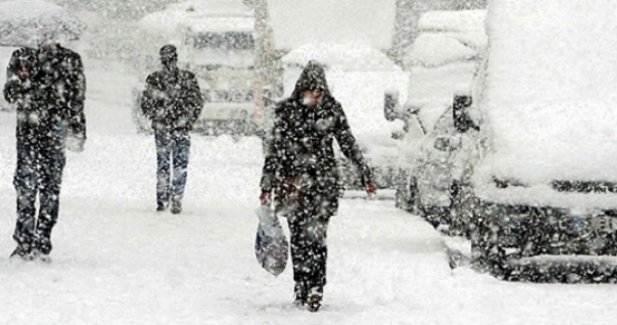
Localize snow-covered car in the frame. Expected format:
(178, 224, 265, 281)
(387, 10, 486, 213)
(132, 0, 260, 136)
(281, 42, 408, 189)
(469, 0, 617, 281)
(414, 89, 480, 233)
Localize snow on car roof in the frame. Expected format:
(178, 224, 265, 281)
(268, 0, 396, 51)
(138, 0, 254, 36)
(481, 0, 617, 183)
(408, 33, 479, 68)
(181, 17, 254, 34)
(407, 10, 487, 67)
(165, 0, 252, 17)
(403, 10, 486, 132)
(418, 10, 486, 34)
(282, 42, 401, 72)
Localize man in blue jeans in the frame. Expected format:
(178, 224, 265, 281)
(141, 45, 203, 214)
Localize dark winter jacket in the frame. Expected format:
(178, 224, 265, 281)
(3, 45, 87, 141)
(260, 61, 373, 203)
(3, 47, 36, 108)
(141, 68, 204, 131)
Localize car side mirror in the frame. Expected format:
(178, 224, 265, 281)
(453, 93, 474, 133)
(384, 91, 399, 122)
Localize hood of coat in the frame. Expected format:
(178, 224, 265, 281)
(291, 60, 332, 102)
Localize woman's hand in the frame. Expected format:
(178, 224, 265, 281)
(366, 182, 378, 198)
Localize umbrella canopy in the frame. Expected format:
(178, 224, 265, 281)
(0, 0, 85, 47)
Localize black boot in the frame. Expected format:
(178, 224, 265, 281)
(30, 249, 52, 264)
(9, 243, 33, 261)
(156, 201, 168, 212)
(293, 282, 308, 307)
(171, 197, 182, 214)
(32, 236, 52, 263)
(306, 287, 323, 312)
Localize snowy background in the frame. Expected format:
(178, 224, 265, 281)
(0, 55, 614, 325)
(1, 0, 617, 324)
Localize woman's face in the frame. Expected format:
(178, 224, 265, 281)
(302, 89, 324, 108)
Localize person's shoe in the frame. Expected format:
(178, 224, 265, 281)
(171, 198, 182, 214)
(293, 282, 307, 307)
(306, 288, 323, 312)
(30, 249, 52, 264)
(9, 244, 33, 261)
(31, 237, 53, 263)
(156, 202, 168, 212)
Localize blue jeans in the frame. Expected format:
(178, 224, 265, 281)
(155, 129, 190, 205)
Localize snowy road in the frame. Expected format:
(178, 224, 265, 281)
(0, 60, 616, 324)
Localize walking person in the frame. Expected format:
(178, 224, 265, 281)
(141, 45, 203, 214)
(3, 40, 87, 261)
(259, 61, 377, 312)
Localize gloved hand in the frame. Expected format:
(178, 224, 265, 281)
(260, 191, 272, 206)
(66, 133, 86, 153)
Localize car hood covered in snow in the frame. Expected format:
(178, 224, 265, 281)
(479, 0, 617, 184)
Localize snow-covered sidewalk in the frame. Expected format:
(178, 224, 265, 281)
(0, 60, 616, 324)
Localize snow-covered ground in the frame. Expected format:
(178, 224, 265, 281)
(0, 59, 617, 324)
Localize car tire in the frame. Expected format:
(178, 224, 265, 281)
(395, 186, 407, 210)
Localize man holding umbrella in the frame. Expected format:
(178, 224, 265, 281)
(3, 33, 87, 261)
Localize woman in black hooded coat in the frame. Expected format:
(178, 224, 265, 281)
(259, 61, 377, 311)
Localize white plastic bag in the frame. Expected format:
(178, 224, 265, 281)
(254, 206, 288, 276)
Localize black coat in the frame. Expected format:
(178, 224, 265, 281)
(260, 61, 372, 205)
(3, 45, 87, 141)
(141, 68, 204, 131)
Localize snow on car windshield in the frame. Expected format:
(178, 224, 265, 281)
(482, 0, 617, 183)
(404, 10, 486, 132)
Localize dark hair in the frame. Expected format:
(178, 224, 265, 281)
(159, 44, 178, 60)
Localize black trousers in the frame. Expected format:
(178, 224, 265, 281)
(286, 194, 337, 293)
(13, 131, 66, 253)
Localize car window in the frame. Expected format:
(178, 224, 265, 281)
(406, 114, 425, 140)
(430, 107, 454, 138)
